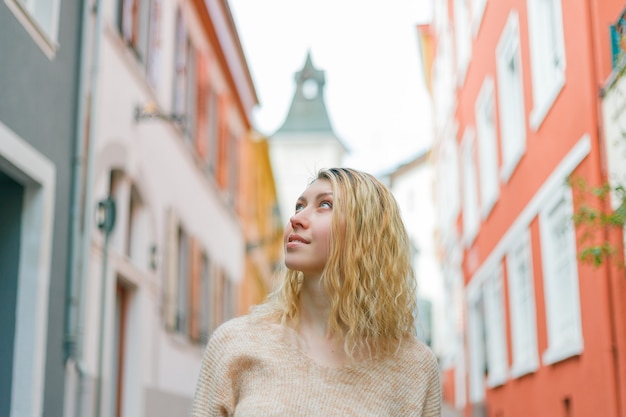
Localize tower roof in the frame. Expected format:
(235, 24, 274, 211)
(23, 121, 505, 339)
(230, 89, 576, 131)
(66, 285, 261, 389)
(275, 51, 337, 134)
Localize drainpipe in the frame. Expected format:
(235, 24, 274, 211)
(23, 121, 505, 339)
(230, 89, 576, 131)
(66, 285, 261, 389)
(65, 0, 103, 416)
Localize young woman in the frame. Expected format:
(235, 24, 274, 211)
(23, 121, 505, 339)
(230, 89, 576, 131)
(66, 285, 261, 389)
(191, 167, 441, 416)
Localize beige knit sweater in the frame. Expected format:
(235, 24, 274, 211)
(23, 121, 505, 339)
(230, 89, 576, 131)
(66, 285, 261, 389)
(191, 315, 442, 417)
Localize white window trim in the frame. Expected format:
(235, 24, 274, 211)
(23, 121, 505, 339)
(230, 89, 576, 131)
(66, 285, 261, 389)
(475, 76, 500, 218)
(599, 70, 626, 261)
(454, 0, 472, 85)
(437, 125, 462, 238)
(454, 331, 467, 409)
(461, 127, 480, 247)
(599, 73, 626, 211)
(4, 0, 61, 59)
(526, 0, 566, 130)
(471, 0, 487, 36)
(466, 288, 486, 403)
(466, 133, 590, 367)
(0, 120, 56, 417)
(496, 10, 526, 183)
(467, 134, 590, 296)
(483, 267, 508, 387)
(506, 230, 539, 378)
(529, 75, 565, 131)
(539, 183, 584, 365)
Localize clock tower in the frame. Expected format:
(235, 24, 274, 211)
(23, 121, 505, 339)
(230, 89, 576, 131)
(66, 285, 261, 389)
(269, 51, 348, 225)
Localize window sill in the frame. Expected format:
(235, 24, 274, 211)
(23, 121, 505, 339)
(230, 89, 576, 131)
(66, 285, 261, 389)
(5, 0, 58, 60)
(486, 371, 507, 388)
(510, 359, 538, 379)
(500, 146, 524, 184)
(463, 226, 478, 248)
(542, 338, 583, 365)
(480, 192, 498, 220)
(530, 75, 565, 131)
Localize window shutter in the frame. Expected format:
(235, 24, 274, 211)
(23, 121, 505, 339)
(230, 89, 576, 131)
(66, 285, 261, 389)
(189, 237, 201, 341)
(483, 268, 507, 387)
(200, 253, 212, 343)
(467, 294, 486, 403)
(506, 232, 538, 377)
(173, 10, 187, 119)
(147, 0, 162, 86)
(164, 209, 179, 330)
(540, 185, 583, 364)
(121, 0, 134, 43)
(195, 53, 209, 160)
(217, 95, 229, 188)
(212, 267, 224, 330)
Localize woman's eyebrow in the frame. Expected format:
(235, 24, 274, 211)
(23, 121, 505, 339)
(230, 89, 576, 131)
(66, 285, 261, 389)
(297, 192, 333, 203)
(315, 192, 333, 200)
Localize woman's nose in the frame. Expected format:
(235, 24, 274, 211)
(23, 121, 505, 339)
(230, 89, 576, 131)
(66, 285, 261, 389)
(289, 209, 308, 229)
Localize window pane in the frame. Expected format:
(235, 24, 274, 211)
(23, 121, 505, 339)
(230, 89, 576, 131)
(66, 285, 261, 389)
(483, 270, 507, 386)
(177, 228, 189, 334)
(17, 0, 59, 40)
(507, 233, 538, 375)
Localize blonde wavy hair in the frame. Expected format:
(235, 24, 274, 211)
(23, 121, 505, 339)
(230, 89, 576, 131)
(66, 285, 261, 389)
(253, 167, 417, 358)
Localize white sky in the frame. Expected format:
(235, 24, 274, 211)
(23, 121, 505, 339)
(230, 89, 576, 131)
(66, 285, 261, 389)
(229, 0, 434, 175)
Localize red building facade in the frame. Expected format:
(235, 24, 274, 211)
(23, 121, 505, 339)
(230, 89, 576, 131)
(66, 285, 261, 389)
(425, 1, 626, 416)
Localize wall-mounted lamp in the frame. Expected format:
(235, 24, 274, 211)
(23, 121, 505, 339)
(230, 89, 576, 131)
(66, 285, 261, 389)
(149, 244, 158, 271)
(96, 196, 116, 233)
(134, 102, 185, 125)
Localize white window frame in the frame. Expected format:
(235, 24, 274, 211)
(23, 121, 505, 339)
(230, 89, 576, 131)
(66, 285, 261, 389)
(4, 0, 61, 58)
(172, 9, 197, 140)
(506, 230, 539, 378)
(482, 267, 508, 387)
(599, 71, 626, 212)
(173, 9, 190, 124)
(539, 183, 583, 365)
(495, 10, 526, 183)
(599, 69, 626, 261)
(471, 0, 487, 36)
(437, 127, 461, 236)
(119, 0, 162, 86)
(527, 0, 566, 130)
(200, 251, 212, 344)
(475, 76, 499, 218)
(454, 0, 472, 84)
(0, 121, 56, 417)
(176, 226, 190, 335)
(461, 127, 480, 246)
(467, 289, 486, 403)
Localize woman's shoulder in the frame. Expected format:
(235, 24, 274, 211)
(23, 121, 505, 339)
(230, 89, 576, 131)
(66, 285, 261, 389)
(395, 337, 440, 370)
(212, 315, 251, 335)
(207, 314, 278, 349)
(209, 315, 254, 342)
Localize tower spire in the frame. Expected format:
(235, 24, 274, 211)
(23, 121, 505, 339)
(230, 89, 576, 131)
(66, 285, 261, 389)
(275, 51, 336, 134)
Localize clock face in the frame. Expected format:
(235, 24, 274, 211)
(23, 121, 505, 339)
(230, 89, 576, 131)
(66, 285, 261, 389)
(302, 79, 318, 99)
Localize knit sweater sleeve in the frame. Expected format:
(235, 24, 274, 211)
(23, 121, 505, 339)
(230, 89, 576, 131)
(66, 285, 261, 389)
(421, 347, 443, 417)
(190, 320, 238, 417)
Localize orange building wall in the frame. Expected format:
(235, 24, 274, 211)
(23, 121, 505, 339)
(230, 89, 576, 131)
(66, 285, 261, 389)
(446, 0, 626, 416)
(238, 133, 283, 315)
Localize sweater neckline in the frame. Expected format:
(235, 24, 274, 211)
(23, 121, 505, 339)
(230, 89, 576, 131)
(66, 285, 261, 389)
(269, 322, 385, 374)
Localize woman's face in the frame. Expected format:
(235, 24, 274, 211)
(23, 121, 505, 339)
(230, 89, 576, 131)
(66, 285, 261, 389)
(283, 179, 334, 277)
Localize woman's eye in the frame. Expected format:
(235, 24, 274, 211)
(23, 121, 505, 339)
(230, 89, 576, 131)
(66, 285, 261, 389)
(320, 201, 333, 209)
(295, 203, 304, 212)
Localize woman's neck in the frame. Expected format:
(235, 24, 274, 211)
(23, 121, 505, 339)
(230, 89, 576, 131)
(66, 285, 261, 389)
(298, 275, 331, 336)
(292, 276, 349, 367)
